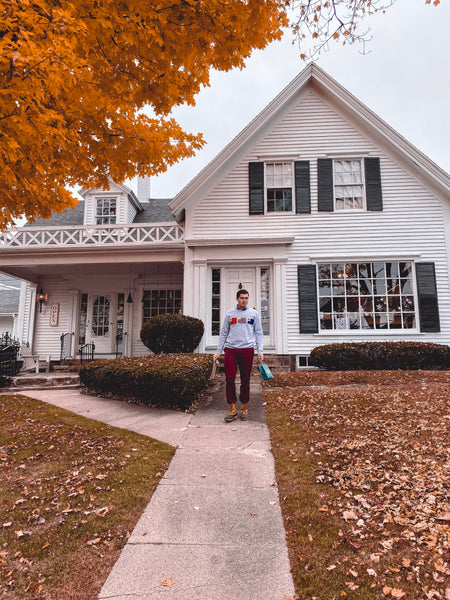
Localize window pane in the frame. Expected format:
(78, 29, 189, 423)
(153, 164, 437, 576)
(319, 281, 331, 296)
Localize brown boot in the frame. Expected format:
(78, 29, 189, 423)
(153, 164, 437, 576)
(239, 403, 248, 421)
(224, 403, 238, 422)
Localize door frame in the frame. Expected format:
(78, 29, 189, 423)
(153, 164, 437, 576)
(208, 264, 273, 350)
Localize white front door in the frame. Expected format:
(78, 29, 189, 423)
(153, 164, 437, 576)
(211, 266, 272, 348)
(223, 268, 257, 312)
(87, 294, 112, 354)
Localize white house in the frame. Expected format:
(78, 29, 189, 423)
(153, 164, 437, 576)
(1, 64, 449, 366)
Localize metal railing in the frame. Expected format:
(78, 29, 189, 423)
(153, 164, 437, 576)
(0, 333, 21, 377)
(60, 332, 74, 362)
(78, 343, 95, 365)
(0, 222, 184, 250)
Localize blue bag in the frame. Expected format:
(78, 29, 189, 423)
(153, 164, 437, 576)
(258, 363, 273, 380)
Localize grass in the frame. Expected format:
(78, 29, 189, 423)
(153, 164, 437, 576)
(0, 394, 175, 600)
(264, 370, 450, 600)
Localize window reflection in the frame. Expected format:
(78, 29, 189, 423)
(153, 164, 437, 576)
(318, 261, 416, 331)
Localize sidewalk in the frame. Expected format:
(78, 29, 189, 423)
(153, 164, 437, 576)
(21, 379, 295, 600)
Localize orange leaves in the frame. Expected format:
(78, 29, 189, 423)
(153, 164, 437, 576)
(0, 0, 287, 229)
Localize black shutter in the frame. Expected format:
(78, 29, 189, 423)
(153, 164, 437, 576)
(415, 262, 440, 332)
(249, 162, 264, 215)
(317, 158, 334, 211)
(295, 161, 311, 214)
(365, 157, 383, 211)
(298, 265, 319, 333)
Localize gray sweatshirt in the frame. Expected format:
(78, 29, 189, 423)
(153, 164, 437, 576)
(217, 306, 264, 354)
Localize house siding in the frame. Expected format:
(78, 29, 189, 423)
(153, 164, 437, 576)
(189, 90, 450, 354)
(31, 278, 74, 358)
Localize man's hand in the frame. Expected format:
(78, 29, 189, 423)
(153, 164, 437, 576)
(257, 353, 264, 363)
(213, 353, 220, 362)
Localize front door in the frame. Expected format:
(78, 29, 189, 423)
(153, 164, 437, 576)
(223, 268, 256, 312)
(87, 294, 112, 354)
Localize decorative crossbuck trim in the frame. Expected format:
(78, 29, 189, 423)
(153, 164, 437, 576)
(0, 223, 184, 249)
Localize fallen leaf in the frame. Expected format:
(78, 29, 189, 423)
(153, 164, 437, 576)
(391, 589, 406, 599)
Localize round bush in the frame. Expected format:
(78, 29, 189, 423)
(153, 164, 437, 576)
(140, 314, 204, 354)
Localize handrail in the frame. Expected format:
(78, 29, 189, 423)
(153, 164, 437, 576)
(79, 343, 95, 365)
(0, 222, 184, 250)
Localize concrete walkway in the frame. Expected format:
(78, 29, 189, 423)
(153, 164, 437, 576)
(19, 379, 295, 600)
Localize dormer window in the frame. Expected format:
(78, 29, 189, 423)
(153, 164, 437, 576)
(96, 198, 117, 224)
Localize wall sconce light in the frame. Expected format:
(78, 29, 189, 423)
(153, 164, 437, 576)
(37, 287, 48, 312)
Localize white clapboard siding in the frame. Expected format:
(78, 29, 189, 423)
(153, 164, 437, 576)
(32, 279, 73, 358)
(190, 88, 450, 353)
(125, 196, 138, 224)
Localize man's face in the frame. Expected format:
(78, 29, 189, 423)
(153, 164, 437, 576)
(237, 293, 249, 310)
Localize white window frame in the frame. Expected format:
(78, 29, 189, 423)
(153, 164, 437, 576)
(316, 261, 419, 334)
(141, 286, 183, 326)
(95, 197, 117, 225)
(333, 159, 366, 211)
(265, 161, 295, 214)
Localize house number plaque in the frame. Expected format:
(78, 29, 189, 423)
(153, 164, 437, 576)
(50, 303, 59, 327)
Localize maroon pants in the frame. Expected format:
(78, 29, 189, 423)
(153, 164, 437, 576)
(224, 347, 254, 405)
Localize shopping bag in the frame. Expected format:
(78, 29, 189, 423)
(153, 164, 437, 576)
(258, 363, 273, 380)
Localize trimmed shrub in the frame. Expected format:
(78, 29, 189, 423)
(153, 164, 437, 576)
(309, 341, 450, 371)
(79, 353, 213, 410)
(140, 314, 204, 354)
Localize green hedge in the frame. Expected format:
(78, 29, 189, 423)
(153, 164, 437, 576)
(309, 341, 450, 371)
(140, 314, 204, 354)
(80, 354, 213, 410)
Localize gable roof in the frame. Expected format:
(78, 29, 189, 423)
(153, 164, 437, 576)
(169, 63, 450, 221)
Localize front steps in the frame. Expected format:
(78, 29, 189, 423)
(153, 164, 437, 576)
(4, 371, 80, 392)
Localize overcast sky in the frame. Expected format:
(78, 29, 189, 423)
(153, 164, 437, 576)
(139, 0, 450, 200)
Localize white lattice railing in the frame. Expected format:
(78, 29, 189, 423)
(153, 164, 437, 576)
(0, 223, 184, 249)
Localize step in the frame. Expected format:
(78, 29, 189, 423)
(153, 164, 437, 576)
(8, 373, 81, 390)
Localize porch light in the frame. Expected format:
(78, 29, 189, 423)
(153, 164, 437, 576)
(127, 265, 133, 303)
(37, 288, 48, 312)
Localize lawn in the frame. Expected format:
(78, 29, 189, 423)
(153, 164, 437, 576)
(0, 394, 175, 600)
(264, 370, 450, 600)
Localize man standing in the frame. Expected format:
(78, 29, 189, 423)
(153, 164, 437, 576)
(213, 289, 264, 422)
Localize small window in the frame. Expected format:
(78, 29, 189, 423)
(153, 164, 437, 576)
(142, 289, 182, 322)
(266, 162, 293, 212)
(96, 198, 117, 224)
(334, 160, 364, 210)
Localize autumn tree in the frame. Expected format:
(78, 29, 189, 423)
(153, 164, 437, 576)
(289, 0, 441, 59)
(1, 0, 441, 230)
(0, 0, 288, 229)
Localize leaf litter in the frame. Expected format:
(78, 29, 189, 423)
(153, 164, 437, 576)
(265, 370, 449, 600)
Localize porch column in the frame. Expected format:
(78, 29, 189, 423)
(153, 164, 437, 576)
(273, 259, 288, 354)
(192, 259, 208, 352)
(182, 246, 195, 316)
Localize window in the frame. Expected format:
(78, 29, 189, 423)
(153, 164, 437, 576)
(92, 296, 110, 336)
(260, 267, 270, 335)
(334, 160, 364, 210)
(96, 198, 117, 224)
(211, 269, 221, 336)
(266, 162, 293, 212)
(79, 293, 88, 345)
(317, 157, 382, 212)
(318, 261, 416, 331)
(142, 289, 182, 322)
